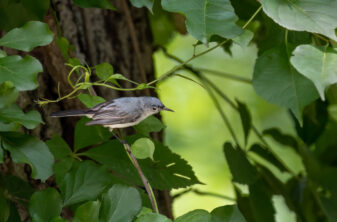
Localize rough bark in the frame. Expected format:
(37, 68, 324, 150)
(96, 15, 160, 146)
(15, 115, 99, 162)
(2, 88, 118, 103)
(1, 0, 173, 220)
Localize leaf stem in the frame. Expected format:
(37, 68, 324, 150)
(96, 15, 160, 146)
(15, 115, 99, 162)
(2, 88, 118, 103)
(111, 131, 159, 213)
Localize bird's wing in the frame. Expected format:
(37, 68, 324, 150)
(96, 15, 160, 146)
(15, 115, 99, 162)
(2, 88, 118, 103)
(86, 111, 141, 126)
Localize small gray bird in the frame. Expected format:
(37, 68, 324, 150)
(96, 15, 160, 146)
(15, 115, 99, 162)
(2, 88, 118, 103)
(50, 97, 173, 130)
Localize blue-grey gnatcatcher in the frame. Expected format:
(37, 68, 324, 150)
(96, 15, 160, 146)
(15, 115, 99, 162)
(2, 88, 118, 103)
(50, 97, 173, 130)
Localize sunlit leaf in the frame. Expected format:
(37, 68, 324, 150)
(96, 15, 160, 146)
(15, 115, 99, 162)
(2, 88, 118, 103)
(290, 45, 337, 100)
(162, 0, 242, 42)
(29, 188, 62, 222)
(131, 138, 155, 160)
(260, 0, 337, 41)
(94, 63, 114, 81)
(0, 55, 42, 91)
(0, 21, 53, 52)
(100, 184, 141, 222)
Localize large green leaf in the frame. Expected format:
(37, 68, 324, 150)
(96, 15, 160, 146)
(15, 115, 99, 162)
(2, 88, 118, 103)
(0, 55, 42, 91)
(59, 160, 111, 206)
(0, 104, 43, 129)
(29, 188, 62, 222)
(0, 82, 18, 109)
(135, 213, 172, 222)
(0, 190, 10, 222)
(0, 132, 54, 181)
(161, 0, 242, 42)
(211, 205, 246, 222)
(0, 21, 54, 52)
(130, 0, 154, 13)
(260, 0, 337, 41)
(253, 45, 319, 120)
(94, 63, 114, 80)
(73, 201, 100, 222)
(72, 0, 115, 9)
(100, 184, 142, 222)
(1, 175, 34, 204)
(0, 0, 49, 31)
(223, 142, 257, 185)
(290, 45, 337, 100)
(175, 210, 211, 222)
(74, 117, 111, 152)
(83, 138, 201, 189)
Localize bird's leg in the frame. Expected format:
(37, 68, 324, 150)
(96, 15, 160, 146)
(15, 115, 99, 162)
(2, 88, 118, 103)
(110, 128, 127, 144)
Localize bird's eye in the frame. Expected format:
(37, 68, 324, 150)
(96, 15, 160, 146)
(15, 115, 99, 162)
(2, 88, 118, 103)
(152, 107, 157, 111)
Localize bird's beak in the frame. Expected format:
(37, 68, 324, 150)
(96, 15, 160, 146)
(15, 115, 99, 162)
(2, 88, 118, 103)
(162, 106, 174, 112)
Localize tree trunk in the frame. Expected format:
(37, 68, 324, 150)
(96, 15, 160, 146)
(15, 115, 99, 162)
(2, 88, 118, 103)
(3, 0, 173, 220)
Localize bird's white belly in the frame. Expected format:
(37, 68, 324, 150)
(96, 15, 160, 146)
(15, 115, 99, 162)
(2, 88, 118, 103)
(103, 112, 150, 130)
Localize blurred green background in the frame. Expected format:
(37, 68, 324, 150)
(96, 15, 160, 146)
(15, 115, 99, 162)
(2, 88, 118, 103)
(154, 34, 302, 221)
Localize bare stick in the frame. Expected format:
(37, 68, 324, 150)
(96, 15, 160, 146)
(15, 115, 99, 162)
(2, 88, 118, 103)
(111, 131, 159, 213)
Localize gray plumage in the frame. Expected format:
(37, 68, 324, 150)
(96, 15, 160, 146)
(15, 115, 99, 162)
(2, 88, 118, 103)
(50, 97, 173, 129)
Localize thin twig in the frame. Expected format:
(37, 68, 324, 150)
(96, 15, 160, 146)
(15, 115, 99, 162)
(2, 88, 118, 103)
(111, 131, 159, 213)
(195, 67, 251, 84)
(172, 188, 235, 201)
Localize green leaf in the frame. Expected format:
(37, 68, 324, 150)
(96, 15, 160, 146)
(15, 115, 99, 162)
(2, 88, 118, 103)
(83, 138, 201, 189)
(260, 0, 337, 41)
(46, 135, 72, 160)
(29, 188, 62, 222)
(249, 144, 287, 172)
(54, 157, 76, 184)
(0, 0, 49, 31)
(135, 213, 172, 222)
(211, 205, 246, 222)
(0, 190, 10, 222)
(72, 0, 115, 9)
(94, 63, 114, 80)
(1, 175, 34, 203)
(0, 82, 18, 109)
(223, 142, 257, 185)
(130, 0, 154, 13)
(248, 179, 276, 222)
(0, 55, 42, 91)
(252, 45, 319, 121)
(0, 104, 43, 129)
(290, 45, 337, 100)
(233, 30, 254, 47)
(59, 160, 111, 206)
(0, 148, 3, 163)
(134, 116, 165, 137)
(77, 93, 106, 108)
(175, 209, 211, 222)
(74, 117, 111, 152)
(236, 100, 251, 146)
(100, 184, 142, 222)
(131, 138, 155, 160)
(50, 216, 69, 222)
(0, 21, 54, 52)
(73, 201, 100, 222)
(0, 132, 54, 181)
(262, 128, 298, 149)
(328, 105, 337, 122)
(56, 37, 70, 60)
(162, 0, 242, 42)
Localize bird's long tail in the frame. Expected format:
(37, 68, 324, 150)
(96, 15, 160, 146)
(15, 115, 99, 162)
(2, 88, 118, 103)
(50, 109, 92, 117)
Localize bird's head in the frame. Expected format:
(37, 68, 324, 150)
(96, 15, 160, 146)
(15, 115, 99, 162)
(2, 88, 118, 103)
(143, 97, 174, 115)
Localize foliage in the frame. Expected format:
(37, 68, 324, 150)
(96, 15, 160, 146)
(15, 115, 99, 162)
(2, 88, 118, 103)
(0, 0, 337, 221)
